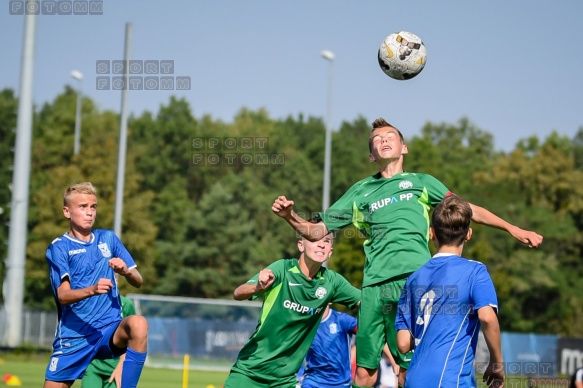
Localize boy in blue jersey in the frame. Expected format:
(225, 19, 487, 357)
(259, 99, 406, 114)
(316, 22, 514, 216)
(301, 304, 358, 388)
(395, 195, 505, 388)
(43, 182, 148, 388)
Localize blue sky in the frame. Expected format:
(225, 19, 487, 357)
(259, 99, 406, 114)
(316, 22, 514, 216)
(2, 0, 582, 152)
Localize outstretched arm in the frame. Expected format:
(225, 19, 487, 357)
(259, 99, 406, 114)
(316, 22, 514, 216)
(234, 269, 275, 300)
(272, 196, 329, 241)
(479, 306, 505, 387)
(469, 203, 543, 248)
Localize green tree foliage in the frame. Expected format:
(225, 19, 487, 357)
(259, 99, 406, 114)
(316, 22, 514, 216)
(21, 87, 158, 309)
(474, 133, 583, 334)
(1, 87, 583, 334)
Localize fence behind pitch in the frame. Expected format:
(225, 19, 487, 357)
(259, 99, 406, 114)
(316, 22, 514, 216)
(126, 294, 261, 371)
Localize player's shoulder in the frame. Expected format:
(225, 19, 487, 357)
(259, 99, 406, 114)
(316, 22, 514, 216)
(401, 171, 440, 182)
(271, 257, 296, 273)
(92, 229, 116, 239)
(48, 234, 65, 247)
(347, 174, 379, 191)
(47, 233, 75, 251)
(332, 308, 356, 320)
(460, 256, 487, 268)
(319, 267, 352, 284)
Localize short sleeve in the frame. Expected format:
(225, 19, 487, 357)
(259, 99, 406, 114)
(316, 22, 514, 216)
(249, 259, 286, 300)
(330, 274, 361, 309)
(110, 232, 137, 269)
(395, 279, 413, 331)
(339, 312, 358, 335)
(417, 174, 450, 207)
(46, 241, 69, 291)
(315, 182, 363, 232)
(470, 265, 498, 312)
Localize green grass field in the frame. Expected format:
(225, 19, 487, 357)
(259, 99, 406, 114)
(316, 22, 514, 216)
(0, 353, 229, 388)
(0, 353, 571, 388)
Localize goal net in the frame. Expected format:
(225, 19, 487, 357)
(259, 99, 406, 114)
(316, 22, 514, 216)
(127, 294, 261, 371)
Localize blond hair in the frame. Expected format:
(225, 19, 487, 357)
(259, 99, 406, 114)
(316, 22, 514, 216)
(64, 182, 97, 205)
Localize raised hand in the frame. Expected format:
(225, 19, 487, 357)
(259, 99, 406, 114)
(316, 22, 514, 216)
(511, 228, 543, 248)
(272, 196, 295, 219)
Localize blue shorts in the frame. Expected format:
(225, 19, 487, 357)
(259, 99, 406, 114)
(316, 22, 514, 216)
(45, 320, 124, 382)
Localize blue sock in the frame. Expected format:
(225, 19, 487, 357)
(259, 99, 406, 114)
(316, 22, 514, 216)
(121, 347, 147, 388)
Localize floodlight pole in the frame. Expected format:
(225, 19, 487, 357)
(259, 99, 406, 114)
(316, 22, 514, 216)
(320, 50, 334, 269)
(321, 50, 334, 212)
(4, 12, 37, 347)
(71, 70, 83, 155)
(114, 23, 132, 238)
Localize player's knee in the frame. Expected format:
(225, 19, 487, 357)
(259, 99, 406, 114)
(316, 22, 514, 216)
(127, 315, 148, 339)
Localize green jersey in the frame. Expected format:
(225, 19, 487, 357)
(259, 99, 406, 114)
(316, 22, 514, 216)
(229, 258, 360, 385)
(317, 172, 449, 287)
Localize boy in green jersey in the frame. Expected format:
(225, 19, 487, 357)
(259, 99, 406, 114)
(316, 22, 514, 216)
(271, 117, 543, 388)
(224, 227, 360, 388)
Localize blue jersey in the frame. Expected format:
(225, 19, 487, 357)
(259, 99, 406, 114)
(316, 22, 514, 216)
(45, 229, 136, 354)
(302, 309, 357, 388)
(395, 253, 498, 388)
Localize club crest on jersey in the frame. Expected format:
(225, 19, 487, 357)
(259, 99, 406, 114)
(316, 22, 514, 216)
(399, 180, 413, 190)
(329, 323, 338, 334)
(98, 243, 111, 258)
(315, 287, 327, 299)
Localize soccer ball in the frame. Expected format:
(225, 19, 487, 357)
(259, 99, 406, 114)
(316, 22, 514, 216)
(378, 31, 427, 80)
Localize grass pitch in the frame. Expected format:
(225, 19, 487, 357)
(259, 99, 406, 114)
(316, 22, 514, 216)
(0, 353, 570, 388)
(0, 353, 229, 388)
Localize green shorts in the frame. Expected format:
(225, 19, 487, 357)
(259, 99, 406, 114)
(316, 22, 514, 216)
(224, 371, 297, 388)
(355, 277, 412, 370)
(81, 359, 119, 388)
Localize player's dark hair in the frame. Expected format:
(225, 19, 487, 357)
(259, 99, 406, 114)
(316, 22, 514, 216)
(369, 117, 405, 153)
(431, 195, 472, 247)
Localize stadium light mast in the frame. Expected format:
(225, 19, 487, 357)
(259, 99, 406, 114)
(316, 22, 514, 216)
(114, 23, 132, 239)
(320, 50, 334, 269)
(4, 12, 37, 347)
(321, 50, 334, 213)
(71, 70, 83, 155)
